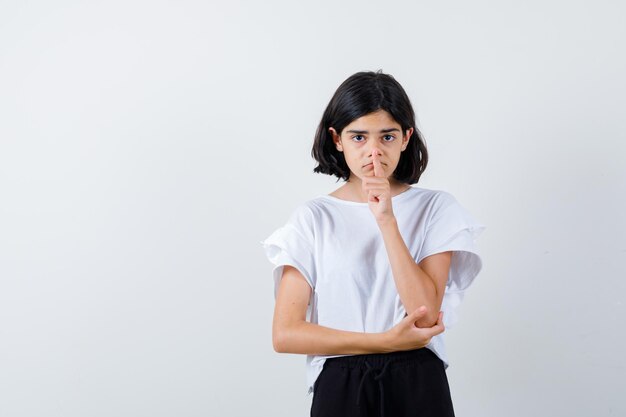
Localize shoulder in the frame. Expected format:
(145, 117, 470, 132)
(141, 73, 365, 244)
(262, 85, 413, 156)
(287, 199, 319, 226)
(282, 199, 324, 244)
(289, 196, 334, 223)
(424, 189, 485, 235)
(431, 189, 460, 208)
(412, 188, 470, 228)
(412, 187, 458, 211)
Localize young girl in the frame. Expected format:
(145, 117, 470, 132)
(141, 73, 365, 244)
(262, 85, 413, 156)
(261, 70, 486, 417)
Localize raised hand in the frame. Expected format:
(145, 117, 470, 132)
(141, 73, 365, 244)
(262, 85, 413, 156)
(362, 148, 394, 223)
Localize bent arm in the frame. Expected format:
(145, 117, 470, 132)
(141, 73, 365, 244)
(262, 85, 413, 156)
(274, 320, 391, 355)
(272, 265, 391, 355)
(377, 217, 451, 327)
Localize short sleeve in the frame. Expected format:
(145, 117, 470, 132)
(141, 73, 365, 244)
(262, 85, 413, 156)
(260, 206, 316, 300)
(418, 191, 486, 329)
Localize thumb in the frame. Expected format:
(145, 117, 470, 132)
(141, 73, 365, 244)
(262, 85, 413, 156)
(408, 306, 428, 320)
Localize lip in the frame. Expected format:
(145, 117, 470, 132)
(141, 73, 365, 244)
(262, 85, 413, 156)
(363, 162, 386, 168)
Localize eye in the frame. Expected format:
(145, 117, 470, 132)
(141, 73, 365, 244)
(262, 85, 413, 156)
(383, 135, 395, 142)
(352, 135, 365, 142)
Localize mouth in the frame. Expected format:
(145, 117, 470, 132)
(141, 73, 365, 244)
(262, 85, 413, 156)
(363, 162, 386, 168)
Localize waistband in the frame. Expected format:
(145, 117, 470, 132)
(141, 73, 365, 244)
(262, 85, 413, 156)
(323, 347, 438, 369)
(323, 347, 439, 417)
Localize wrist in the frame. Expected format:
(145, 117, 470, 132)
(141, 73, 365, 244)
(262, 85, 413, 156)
(376, 331, 393, 353)
(376, 215, 397, 229)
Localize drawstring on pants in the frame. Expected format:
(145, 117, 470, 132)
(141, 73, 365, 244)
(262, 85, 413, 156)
(355, 359, 392, 417)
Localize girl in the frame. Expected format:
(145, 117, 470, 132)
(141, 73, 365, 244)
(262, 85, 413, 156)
(261, 70, 486, 417)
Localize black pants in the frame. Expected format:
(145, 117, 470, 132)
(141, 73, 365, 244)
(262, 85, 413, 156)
(310, 347, 455, 417)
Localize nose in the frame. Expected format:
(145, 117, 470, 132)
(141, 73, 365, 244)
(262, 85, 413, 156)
(368, 146, 381, 159)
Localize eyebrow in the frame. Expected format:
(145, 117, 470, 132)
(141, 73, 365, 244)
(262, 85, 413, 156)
(346, 128, 401, 134)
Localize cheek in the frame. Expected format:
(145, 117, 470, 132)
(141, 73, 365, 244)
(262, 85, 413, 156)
(344, 153, 358, 163)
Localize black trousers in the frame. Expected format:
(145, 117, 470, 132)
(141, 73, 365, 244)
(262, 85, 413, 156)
(310, 347, 455, 417)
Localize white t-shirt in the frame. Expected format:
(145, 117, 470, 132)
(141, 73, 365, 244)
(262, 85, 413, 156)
(260, 186, 486, 396)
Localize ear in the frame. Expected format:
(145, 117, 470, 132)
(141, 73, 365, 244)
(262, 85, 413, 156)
(402, 127, 414, 151)
(328, 127, 343, 152)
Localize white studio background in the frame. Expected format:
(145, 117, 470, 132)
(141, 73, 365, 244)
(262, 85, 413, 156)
(0, 1, 624, 416)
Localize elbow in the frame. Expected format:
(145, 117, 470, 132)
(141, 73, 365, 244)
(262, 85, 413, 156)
(426, 301, 440, 326)
(273, 327, 291, 353)
(428, 310, 441, 328)
(414, 309, 440, 328)
(272, 336, 285, 353)
(415, 316, 437, 329)
(273, 321, 305, 353)
(272, 330, 285, 353)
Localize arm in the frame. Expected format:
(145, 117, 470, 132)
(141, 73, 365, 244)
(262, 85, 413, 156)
(377, 217, 452, 328)
(272, 265, 390, 355)
(362, 150, 452, 329)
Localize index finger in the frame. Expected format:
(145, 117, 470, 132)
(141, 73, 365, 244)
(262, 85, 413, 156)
(372, 149, 384, 178)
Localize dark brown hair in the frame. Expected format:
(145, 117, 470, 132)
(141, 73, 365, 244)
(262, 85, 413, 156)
(312, 70, 428, 183)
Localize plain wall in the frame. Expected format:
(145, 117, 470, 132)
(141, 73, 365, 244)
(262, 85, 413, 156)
(1, 1, 624, 416)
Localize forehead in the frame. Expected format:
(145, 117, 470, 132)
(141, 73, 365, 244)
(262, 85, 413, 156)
(345, 110, 400, 130)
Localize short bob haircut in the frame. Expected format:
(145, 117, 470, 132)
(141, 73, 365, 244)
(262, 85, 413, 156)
(312, 70, 428, 184)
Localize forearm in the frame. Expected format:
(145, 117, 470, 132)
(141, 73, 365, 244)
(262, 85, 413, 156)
(274, 321, 391, 355)
(378, 217, 439, 327)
